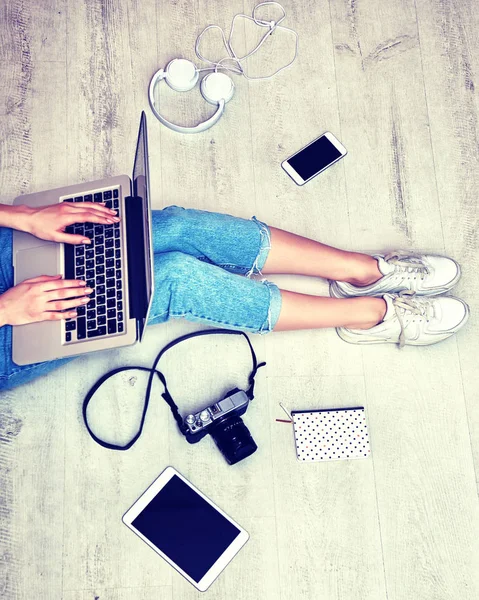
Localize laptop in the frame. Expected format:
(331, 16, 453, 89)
(11, 112, 154, 366)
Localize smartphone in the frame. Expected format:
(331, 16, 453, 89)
(281, 131, 347, 185)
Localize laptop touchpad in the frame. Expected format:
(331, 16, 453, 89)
(14, 245, 59, 285)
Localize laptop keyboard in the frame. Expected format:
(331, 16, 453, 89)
(62, 188, 125, 343)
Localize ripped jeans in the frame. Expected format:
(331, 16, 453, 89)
(0, 206, 282, 390)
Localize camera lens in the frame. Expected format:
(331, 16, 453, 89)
(210, 415, 257, 465)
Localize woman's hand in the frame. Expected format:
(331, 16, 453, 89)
(24, 201, 120, 245)
(0, 275, 92, 326)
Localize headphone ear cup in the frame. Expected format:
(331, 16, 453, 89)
(165, 58, 199, 92)
(200, 72, 235, 105)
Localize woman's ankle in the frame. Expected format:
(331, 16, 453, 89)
(344, 255, 382, 287)
(347, 297, 387, 329)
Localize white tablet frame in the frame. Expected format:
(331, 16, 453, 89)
(122, 466, 249, 592)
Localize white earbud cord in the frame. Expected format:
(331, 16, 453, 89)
(195, 2, 299, 81)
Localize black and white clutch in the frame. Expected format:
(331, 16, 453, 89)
(292, 407, 370, 462)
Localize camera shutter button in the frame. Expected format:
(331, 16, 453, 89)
(200, 410, 210, 422)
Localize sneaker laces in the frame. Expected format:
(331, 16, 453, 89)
(384, 251, 430, 280)
(392, 290, 435, 348)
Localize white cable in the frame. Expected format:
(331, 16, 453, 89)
(195, 1, 299, 81)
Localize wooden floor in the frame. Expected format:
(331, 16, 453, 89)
(1, 0, 478, 598)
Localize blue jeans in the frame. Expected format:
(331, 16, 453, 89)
(0, 206, 282, 391)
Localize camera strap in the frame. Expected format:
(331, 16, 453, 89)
(82, 329, 266, 451)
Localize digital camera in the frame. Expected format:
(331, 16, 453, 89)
(183, 389, 257, 465)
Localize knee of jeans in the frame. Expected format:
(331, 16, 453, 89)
(159, 206, 189, 242)
(155, 251, 199, 285)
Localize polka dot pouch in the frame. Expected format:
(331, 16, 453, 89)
(292, 407, 370, 462)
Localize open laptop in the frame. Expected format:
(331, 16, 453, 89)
(12, 112, 154, 366)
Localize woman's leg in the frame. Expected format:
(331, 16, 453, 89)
(151, 207, 272, 276)
(146, 251, 282, 333)
(274, 292, 386, 331)
(152, 206, 382, 285)
(262, 227, 389, 329)
(146, 252, 384, 333)
(150, 208, 387, 330)
(263, 228, 382, 285)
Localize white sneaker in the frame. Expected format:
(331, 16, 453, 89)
(336, 292, 469, 348)
(330, 252, 461, 298)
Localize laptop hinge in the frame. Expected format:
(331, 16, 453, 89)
(124, 196, 148, 324)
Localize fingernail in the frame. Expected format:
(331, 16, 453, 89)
(109, 209, 116, 214)
(83, 239, 91, 244)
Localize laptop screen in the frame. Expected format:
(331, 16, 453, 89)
(132, 112, 154, 341)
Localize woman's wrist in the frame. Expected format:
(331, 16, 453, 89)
(0, 296, 8, 327)
(0, 203, 35, 232)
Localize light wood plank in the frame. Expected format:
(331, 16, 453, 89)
(155, 0, 259, 218)
(415, 0, 479, 491)
(0, 380, 67, 600)
(269, 375, 387, 600)
(63, 587, 172, 600)
(329, 0, 479, 598)
(0, 3, 68, 599)
(330, 0, 443, 253)
(362, 344, 479, 600)
(65, 0, 161, 187)
(0, 1, 68, 201)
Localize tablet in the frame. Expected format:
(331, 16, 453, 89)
(122, 466, 249, 592)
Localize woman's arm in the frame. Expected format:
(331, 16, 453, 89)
(0, 200, 118, 243)
(0, 203, 34, 231)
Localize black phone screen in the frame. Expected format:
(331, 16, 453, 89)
(288, 135, 343, 181)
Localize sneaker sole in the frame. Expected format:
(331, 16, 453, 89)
(336, 298, 470, 346)
(329, 258, 462, 299)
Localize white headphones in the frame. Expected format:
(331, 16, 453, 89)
(148, 3, 298, 134)
(148, 58, 235, 134)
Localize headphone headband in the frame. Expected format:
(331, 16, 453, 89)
(148, 3, 298, 134)
(148, 60, 233, 134)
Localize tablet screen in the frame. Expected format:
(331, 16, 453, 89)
(131, 474, 241, 583)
